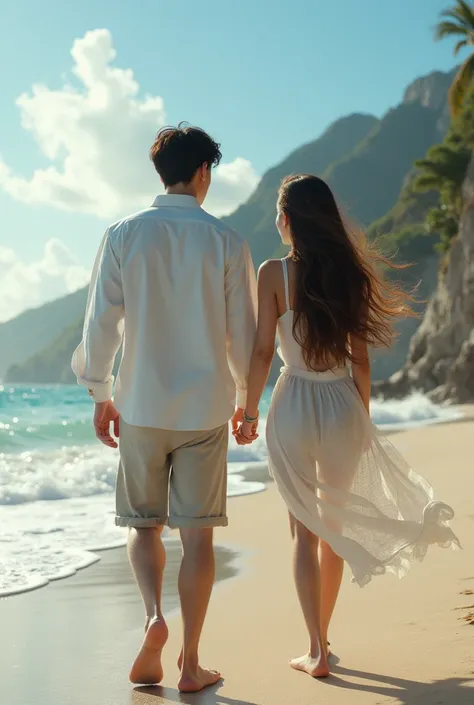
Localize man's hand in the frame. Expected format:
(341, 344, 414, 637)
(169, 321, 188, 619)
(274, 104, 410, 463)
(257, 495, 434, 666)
(94, 400, 120, 448)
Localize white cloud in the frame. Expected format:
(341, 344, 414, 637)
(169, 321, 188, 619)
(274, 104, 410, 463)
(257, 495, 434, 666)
(0, 29, 259, 219)
(0, 240, 89, 322)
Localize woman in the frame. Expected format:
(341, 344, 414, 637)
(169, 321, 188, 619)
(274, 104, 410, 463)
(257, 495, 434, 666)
(235, 174, 459, 679)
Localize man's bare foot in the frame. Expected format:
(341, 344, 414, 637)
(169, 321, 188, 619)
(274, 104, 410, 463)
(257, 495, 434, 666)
(178, 666, 221, 693)
(290, 652, 330, 679)
(129, 618, 169, 685)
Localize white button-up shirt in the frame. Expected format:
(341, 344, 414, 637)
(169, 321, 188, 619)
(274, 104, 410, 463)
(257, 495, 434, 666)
(71, 194, 257, 431)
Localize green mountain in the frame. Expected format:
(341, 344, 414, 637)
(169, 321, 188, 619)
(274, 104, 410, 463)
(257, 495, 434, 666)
(0, 287, 87, 379)
(2, 67, 457, 385)
(322, 103, 443, 225)
(6, 319, 84, 385)
(4, 317, 124, 385)
(224, 68, 455, 266)
(223, 113, 379, 265)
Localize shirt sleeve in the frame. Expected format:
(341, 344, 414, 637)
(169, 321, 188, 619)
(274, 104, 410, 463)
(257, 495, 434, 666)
(71, 228, 125, 402)
(225, 238, 258, 409)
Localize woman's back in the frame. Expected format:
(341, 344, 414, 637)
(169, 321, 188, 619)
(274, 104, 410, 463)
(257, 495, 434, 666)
(276, 258, 342, 373)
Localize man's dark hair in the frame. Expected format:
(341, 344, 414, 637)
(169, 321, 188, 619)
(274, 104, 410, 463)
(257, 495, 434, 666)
(150, 123, 222, 186)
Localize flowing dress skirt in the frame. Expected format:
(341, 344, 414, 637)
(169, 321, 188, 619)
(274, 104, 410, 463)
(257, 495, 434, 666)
(266, 366, 460, 587)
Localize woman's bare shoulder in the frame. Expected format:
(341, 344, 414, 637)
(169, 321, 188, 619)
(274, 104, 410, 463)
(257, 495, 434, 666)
(258, 258, 283, 280)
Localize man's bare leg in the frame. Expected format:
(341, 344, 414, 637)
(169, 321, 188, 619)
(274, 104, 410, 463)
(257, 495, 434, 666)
(319, 539, 344, 649)
(289, 516, 329, 678)
(177, 527, 221, 693)
(128, 527, 169, 684)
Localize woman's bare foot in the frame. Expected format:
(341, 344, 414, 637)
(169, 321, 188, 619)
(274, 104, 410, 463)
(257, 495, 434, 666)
(129, 618, 169, 685)
(178, 666, 221, 693)
(290, 652, 330, 678)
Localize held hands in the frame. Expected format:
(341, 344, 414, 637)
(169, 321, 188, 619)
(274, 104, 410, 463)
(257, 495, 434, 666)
(235, 419, 259, 445)
(231, 407, 259, 446)
(94, 399, 120, 448)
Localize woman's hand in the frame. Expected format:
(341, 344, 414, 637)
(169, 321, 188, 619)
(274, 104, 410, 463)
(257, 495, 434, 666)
(232, 261, 278, 447)
(233, 419, 259, 445)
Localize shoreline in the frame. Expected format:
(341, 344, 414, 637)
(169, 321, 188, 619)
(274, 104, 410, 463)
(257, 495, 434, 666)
(0, 460, 270, 599)
(0, 539, 243, 610)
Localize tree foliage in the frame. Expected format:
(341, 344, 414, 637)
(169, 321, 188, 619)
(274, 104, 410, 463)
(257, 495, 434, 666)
(435, 1, 474, 115)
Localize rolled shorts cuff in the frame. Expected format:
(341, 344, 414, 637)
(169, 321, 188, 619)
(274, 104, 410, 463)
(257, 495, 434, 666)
(115, 515, 168, 528)
(168, 515, 228, 529)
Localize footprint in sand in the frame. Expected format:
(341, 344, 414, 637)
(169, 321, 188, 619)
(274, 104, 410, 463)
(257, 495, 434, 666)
(454, 601, 474, 625)
(460, 612, 474, 626)
(454, 580, 474, 624)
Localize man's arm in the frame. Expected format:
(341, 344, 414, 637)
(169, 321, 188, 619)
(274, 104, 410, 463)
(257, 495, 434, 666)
(225, 238, 258, 415)
(71, 228, 124, 403)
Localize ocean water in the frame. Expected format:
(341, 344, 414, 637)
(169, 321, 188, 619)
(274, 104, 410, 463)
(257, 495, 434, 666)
(0, 384, 461, 597)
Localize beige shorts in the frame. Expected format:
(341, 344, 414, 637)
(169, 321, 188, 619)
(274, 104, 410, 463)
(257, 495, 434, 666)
(115, 420, 229, 529)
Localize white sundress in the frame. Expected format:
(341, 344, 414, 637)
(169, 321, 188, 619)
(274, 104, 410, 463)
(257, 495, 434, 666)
(266, 259, 459, 587)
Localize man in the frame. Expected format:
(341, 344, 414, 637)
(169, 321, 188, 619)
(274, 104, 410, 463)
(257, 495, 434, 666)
(71, 124, 257, 693)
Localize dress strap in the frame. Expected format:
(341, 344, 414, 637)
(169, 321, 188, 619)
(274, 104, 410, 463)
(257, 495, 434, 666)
(281, 258, 290, 312)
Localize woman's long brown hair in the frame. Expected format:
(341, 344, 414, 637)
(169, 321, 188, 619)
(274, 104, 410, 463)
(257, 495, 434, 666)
(278, 174, 416, 369)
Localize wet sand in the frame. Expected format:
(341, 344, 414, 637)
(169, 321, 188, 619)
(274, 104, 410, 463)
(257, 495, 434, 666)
(0, 540, 240, 705)
(1, 416, 474, 705)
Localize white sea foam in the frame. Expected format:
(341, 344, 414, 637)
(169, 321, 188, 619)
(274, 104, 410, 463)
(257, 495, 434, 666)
(370, 392, 461, 430)
(0, 438, 267, 596)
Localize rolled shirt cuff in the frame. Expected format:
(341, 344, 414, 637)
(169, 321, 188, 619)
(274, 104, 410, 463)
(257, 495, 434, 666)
(236, 388, 247, 410)
(78, 377, 114, 403)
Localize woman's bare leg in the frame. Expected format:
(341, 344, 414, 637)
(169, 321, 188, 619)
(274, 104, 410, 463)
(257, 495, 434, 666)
(288, 514, 329, 678)
(316, 454, 358, 652)
(319, 540, 344, 647)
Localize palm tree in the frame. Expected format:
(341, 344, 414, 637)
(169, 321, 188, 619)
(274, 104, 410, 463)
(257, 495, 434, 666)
(413, 143, 470, 197)
(435, 0, 474, 115)
(412, 136, 472, 251)
(412, 138, 471, 201)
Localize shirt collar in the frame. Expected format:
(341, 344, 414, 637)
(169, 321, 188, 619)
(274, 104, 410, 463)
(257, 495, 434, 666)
(152, 194, 200, 209)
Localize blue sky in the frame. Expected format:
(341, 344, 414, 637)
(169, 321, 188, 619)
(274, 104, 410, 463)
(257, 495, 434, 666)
(0, 0, 463, 319)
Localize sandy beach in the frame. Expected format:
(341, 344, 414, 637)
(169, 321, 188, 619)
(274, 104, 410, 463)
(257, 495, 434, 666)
(1, 416, 474, 705)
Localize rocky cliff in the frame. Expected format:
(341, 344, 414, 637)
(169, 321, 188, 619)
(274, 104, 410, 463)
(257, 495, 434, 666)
(403, 67, 456, 136)
(375, 151, 474, 403)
